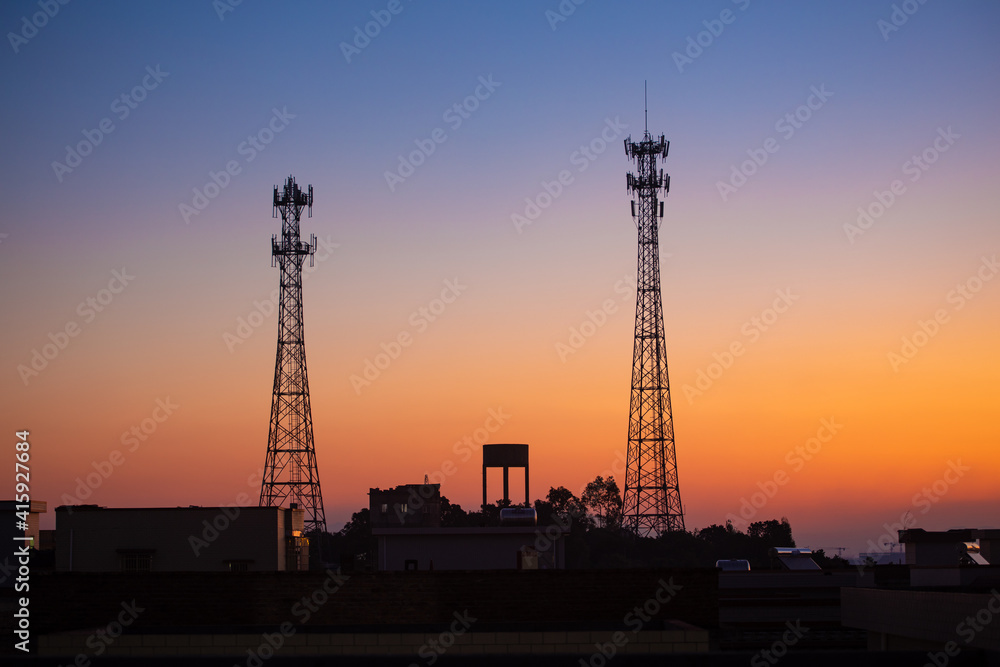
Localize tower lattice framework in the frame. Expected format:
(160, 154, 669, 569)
(622, 128, 685, 536)
(260, 175, 327, 534)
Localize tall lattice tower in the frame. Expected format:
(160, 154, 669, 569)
(621, 115, 685, 536)
(260, 175, 327, 534)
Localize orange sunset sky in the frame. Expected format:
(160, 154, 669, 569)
(2, 1, 998, 557)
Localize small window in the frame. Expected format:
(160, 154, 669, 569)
(401, 503, 408, 513)
(225, 560, 251, 572)
(119, 551, 152, 573)
(381, 503, 388, 513)
(404, 559, 418, 571)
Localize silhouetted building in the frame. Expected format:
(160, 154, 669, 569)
(843, 526, 1000, 651)
(55, 505, 307, 572)
(369, 484, 441, 528)
(900, 528, 998, 566)
(717, 567, 868, 651)
(31, 569, 714, 658)
(369, 481, 562, 570)
(844, 587, 1000, 651)
(372, 525, 565, 571)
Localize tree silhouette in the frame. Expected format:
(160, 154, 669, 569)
(440, 495, 470, 527)
(582, 475, 623, 530)
(747, 518, 794, 546)
(329, 478, 808, 570)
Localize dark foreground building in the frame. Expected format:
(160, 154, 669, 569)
(4, 523, 999, 665)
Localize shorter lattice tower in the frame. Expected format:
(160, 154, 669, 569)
(260, 175, 327, 534)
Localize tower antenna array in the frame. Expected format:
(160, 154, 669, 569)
(260, 175, 327, 535)
(621, 108, 685, 536)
